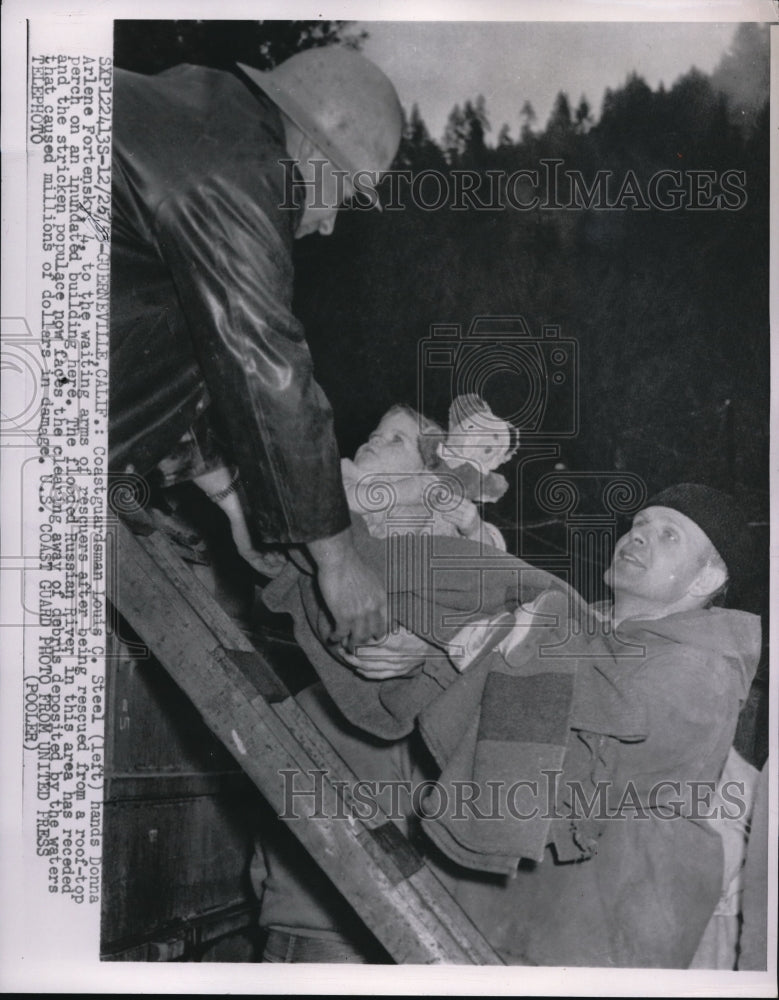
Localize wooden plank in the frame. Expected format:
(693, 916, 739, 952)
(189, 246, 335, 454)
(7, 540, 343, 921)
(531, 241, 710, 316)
(113, 520, 502, 966)
(105, 771, 250, 802)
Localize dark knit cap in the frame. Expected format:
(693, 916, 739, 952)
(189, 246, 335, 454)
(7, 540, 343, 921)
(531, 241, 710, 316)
(645, 483, 752, 604)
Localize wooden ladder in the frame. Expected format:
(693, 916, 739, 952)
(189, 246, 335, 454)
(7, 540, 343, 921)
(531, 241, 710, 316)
(111, 517, 503, 965)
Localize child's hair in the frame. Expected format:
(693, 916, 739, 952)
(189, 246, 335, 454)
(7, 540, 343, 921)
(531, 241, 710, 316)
(383, 404, 445, 470)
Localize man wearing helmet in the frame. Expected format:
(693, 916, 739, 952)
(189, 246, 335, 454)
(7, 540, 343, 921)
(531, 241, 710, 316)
(109, 48, 403, 646)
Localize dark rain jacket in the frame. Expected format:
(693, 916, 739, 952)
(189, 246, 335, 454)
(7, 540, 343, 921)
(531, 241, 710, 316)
(109, 65, 350, 544)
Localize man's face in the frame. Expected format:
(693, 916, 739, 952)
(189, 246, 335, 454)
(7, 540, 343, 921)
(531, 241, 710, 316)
(605, 506, 715, 610)
(352, 411, 424, 475)
(294, 156, 354, 239)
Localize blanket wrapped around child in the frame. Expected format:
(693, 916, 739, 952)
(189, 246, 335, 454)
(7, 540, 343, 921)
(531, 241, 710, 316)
(262, 518, 648, 874)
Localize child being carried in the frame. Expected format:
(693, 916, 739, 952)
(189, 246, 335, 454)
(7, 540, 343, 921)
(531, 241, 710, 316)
(342, 397, 517, 551)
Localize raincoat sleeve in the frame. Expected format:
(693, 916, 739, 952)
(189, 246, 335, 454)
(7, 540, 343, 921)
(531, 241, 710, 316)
(153, 168, 350, 546)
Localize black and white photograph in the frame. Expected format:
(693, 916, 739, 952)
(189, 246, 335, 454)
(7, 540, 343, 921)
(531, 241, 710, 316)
(1, 2, 776, 995)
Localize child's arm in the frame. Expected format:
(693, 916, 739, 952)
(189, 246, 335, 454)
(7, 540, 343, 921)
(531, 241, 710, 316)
(440, 497, 507, 550)
(337, 625, 440, 679)
(193, 465, 287, 577)
(447, 597, 545, 673)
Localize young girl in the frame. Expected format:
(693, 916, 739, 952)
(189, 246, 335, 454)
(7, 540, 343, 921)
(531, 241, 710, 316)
(340, 403, 507, 550)
(194, 402, 509, 572)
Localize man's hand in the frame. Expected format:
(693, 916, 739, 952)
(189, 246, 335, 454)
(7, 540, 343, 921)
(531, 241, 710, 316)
(337, 626, 433, 680)
(308, 527, 387, 648)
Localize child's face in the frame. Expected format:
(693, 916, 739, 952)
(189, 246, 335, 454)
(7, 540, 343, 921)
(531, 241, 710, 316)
(353, 411, 425, 475)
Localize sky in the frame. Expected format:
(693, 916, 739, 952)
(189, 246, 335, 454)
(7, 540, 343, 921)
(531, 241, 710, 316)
(357, 20, 741, 143)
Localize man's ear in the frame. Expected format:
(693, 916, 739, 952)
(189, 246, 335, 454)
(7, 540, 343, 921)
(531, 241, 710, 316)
(689, 560, 727, 599)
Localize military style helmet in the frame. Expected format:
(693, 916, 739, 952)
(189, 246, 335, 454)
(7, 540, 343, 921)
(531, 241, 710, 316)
(238, 47, 403, 182)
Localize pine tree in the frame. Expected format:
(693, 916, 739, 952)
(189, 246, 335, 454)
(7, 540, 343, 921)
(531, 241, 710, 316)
(442, 103, 467, 163)
(462, 95, 490, 166)
(497, 123, 513, 147)
(397, 103, 446, 172)
(547, 92, 572, 136)
(574, 95, 592, 134)
(519, 100, 537, 144)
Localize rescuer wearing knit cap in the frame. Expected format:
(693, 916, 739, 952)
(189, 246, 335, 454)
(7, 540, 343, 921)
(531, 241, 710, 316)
(109, 47, 403, 646)
(435, 481, 763, 968)
(606, 482, 753, 624)
(253, 482, 762, 967)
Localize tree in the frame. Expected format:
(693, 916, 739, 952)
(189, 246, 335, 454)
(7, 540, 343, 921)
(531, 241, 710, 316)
(497, 123, 513, 148)
(462, 95, 490, 166)
(710, 22, 770, 131)
(519, 100, 537, 144)
(574, 95, 592, 134)
(442, 95, 491, 166)
(397, 103, 447, 172)
(442, 103, 467, 163)
(664, 68, 720, 152)
(255, 19, 367, 68)
(407, 103, 432, 145)
(597, 73, 655, 151)
(546, 91, 573, 138)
